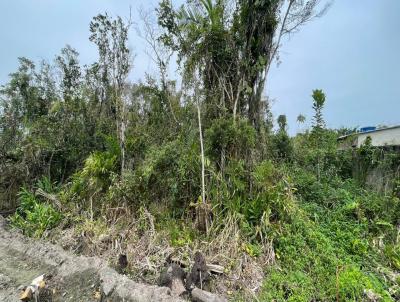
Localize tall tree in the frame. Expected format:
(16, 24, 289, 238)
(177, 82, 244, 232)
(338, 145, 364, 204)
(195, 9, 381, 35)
(157, 0, 330, 131)
(89, 13, 133, 173)
(311, 89, 326, 134)
(311, 89, 327, 181)
(296, 113, 306, 132)
(277, 114, 288, 132)
(297, 114, 306, 124)
(137, 9, 179, 126)
(274, 114, 292, 160)
(56, 45, 82, 102)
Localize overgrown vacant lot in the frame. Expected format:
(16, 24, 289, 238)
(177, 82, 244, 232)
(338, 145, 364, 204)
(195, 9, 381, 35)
(1, 0, 400, 301)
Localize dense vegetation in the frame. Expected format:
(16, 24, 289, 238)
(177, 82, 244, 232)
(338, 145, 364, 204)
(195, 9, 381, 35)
(1, 1, 399, 301)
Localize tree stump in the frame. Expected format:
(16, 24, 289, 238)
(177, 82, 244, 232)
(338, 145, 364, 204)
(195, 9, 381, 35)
(186, 252, 208, 290)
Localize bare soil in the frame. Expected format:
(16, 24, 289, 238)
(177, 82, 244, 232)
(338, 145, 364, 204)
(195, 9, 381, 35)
(0, 216, 185, 302)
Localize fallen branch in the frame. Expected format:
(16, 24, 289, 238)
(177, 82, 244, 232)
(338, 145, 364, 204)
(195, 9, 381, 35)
(206, 264, 224, 275)
(191, 287, 227, 302)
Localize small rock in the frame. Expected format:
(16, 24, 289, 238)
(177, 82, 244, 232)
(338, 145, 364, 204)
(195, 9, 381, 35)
(191, 287, 228, 302)
(159, 264, 187, 296)
(159, 264, 186, 287)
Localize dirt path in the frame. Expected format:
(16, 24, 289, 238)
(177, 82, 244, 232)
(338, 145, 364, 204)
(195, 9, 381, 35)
(0, 216, 185, 302)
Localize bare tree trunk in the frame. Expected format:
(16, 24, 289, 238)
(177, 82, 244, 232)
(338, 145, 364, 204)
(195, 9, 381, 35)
(196, 94, 209, 234)
(197, 102, 206, 206)
(232, 78, 243, 125)
(120, 103, 126, 174)
(115, 89, 126, 175)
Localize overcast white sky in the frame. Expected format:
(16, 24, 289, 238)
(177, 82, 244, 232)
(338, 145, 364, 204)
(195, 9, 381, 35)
(0, 0, 399, 134)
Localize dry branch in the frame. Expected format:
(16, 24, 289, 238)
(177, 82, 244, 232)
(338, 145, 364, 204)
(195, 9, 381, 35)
(35, 188, 62, 210)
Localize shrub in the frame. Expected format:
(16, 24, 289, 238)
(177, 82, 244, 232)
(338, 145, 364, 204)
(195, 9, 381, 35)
(338, 266, 391, 302)
(138, 138, 201, 209)
(67, 135, 120, 208)
(384, 244, 400, 270)
(206, 117, 256, 164)
(71, 151, 118, 193)
(272, 131, 293, 161)
(9, 184, 61, 238)
(260, 269, 316, 302)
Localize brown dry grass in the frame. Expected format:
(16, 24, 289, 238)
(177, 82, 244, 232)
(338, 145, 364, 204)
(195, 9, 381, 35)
(48, 205, 275, 300)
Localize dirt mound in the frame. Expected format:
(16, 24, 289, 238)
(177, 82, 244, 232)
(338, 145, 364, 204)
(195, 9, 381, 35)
(0, 216, 185, 302)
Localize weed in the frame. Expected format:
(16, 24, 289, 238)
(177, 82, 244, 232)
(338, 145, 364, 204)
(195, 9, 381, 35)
(9, 181, 61, 237)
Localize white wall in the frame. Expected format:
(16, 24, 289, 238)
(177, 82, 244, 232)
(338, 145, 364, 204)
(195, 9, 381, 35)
(357, 127, 400, 147)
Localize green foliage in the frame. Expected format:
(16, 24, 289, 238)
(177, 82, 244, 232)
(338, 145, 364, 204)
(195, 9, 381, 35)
(384, 244, 400, 270)
(205, 117, 256, 163)
(273, 131, 293, 161)
(73, 153, 117, 192)
(168, 221, 196, 247)
(260, 268, 318, 302)
(251, 161, 295, 223)
(9, 180, 61, 238)
(157, 0, 280, 127)
(338, 266, 391, 302)
(296, 114, 306, 124)
(99, 134, 201, 213)
(57, 135, 119, 219)
(138, 138, 201, 208)
(312, 89, 326, 134)
(242, 242, 262, 258)
(209, 159, 297, 243)
(272, 114, 293, 161)
(256, 161, 399, 301)
(277, 114, 287, 132)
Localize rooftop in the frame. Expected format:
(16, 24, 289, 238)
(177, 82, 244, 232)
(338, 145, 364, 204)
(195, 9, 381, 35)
(338, 125, 400, 140)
